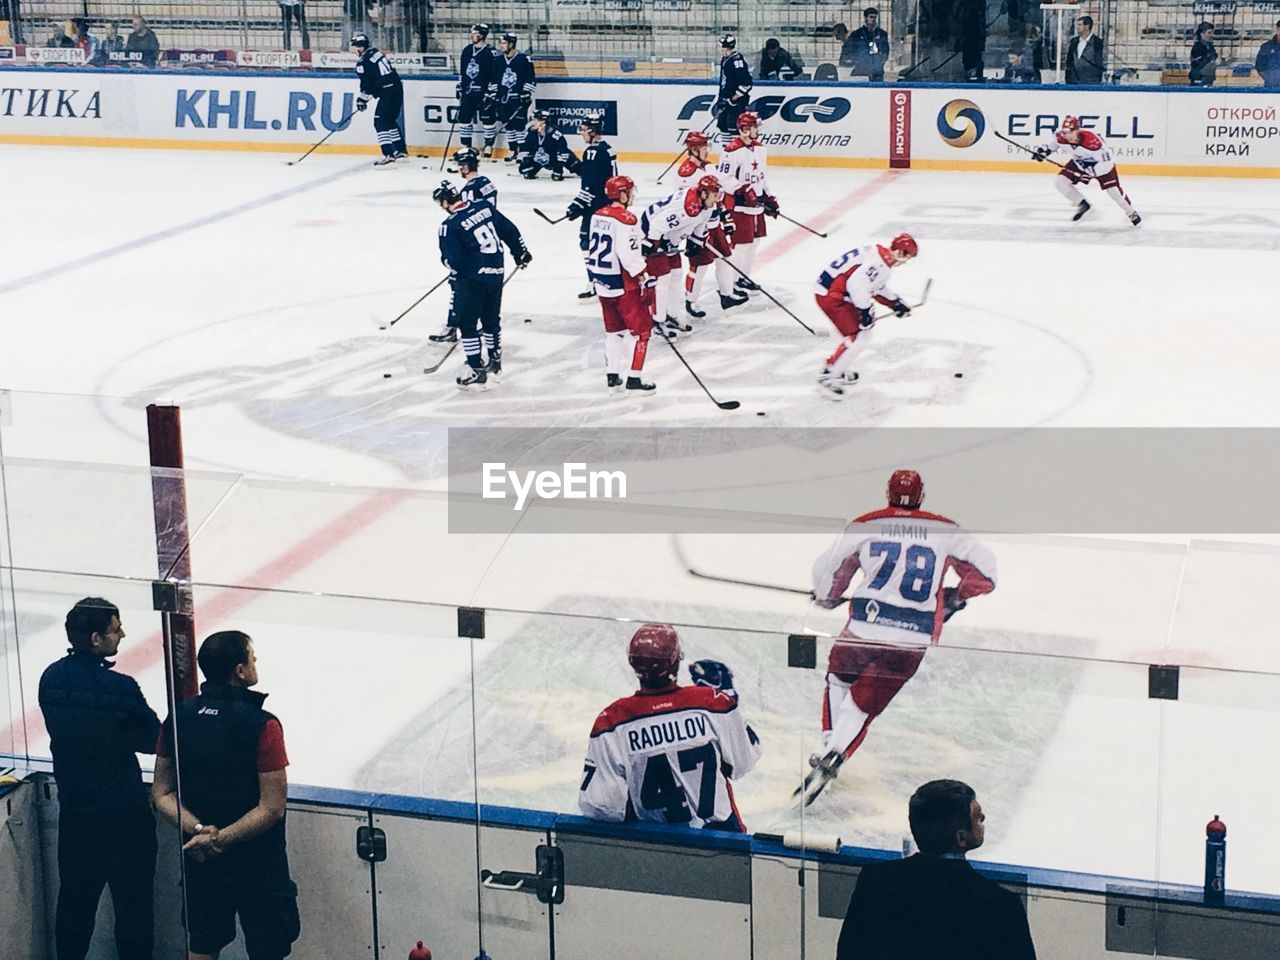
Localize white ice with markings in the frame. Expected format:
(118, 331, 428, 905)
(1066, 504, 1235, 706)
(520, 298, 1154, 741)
(2, 145, 1279, 895)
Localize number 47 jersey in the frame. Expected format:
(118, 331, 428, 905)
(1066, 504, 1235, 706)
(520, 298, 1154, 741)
(812, 507, 997, 646)
(579, 685, 762, 829)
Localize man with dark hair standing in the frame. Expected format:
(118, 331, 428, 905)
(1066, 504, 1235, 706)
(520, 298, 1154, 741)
(495, 32, 535, 161)
(1065, 15, 1104, 84)
(1256, 21, 1280, 87)
(837, 780, 1037, 960)
(39, 597, 160, 960)
(153, 631, 299, 960)
(843, 8, 890, 80)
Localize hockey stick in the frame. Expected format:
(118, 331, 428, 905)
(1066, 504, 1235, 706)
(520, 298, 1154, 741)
(672, 534, 811, 596)
(286, 110, 357, 166)
(773, 211, 828, 239)
(420, 339, 458, 374)
(656, 115, 717, 184)
(650, 321, 741, 410)
(710, 249, 817, 335)
(993, 131, 1067, 169)
(382, 275, 451, 329)
(534, 207, 568, 226)
(439, 114, 458, 172)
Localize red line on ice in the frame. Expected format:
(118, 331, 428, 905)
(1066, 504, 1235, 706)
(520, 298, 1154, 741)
(757, 169, 904, 266)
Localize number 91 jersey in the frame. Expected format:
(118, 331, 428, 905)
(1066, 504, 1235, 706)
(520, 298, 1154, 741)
(811, 507, 997, 645)
(579, 684, 762, 829)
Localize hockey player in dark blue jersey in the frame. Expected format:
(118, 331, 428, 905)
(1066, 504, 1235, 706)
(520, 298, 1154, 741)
(457, 23, 502, 155)
(716, 34, 753, 135)
(564, 116, 619, 299)
(428, 148, 498, 344)
(352, 33, 406, 166)
(516, 110, 577, 181)
(434, 181, 532, 388)
(496, 32, 536, 162)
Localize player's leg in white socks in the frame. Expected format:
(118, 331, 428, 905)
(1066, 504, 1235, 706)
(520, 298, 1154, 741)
(715, 259, 738, 296)
(1055, 175, 1085, 205)
(1105, 185, 1136, 216)
(822, 674, 870, 756)
(604, 331, 628, 376)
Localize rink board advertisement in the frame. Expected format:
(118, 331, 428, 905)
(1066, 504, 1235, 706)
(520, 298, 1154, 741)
(1, 67, 1278, 174)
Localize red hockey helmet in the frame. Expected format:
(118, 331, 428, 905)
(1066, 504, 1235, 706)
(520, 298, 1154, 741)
(737, 111, 760, 132)
(1060, 115, 1081, 132)
(685, 130, 710, 149)
(887, 469, 925, 509)
(628, 623, 682, 683)
(696, 174, 721, 195)
(890, 232, 918, 259)
(605, 175, 635, 200)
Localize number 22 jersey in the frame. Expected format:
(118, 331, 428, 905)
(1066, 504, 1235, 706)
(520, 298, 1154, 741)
(812, 507, 997, 645)
(579, 684, 762, 829)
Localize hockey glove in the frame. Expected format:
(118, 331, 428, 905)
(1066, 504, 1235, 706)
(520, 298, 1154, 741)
(737, 186, 758, 207)
(689, 659, 736, 695)
(641, 239, 659, 259)
(722, 217, 736, 239)
(858, 306, 875, 329)
(550, 170, 566, 182)
(515, 248, 533, 267)
(1032, 145, 1051, 162)
(565, 198, 590, 221)
(761, 194, 780, 217)
(356, 95, 370, 112)
(890, 299, 912, 318)
(686, 238, 706, 260)
(942, 587, 968, 621)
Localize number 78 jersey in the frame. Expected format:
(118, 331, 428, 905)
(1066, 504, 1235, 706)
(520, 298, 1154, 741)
(579, 685, 762, 829)
(812, 507, 997, 645)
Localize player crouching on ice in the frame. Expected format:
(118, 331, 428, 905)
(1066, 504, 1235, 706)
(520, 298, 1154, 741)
(798, 470, 997, 805)
(585, 176, 659, 394)
(815, 233, 917, 400)
(1033, 115, 1141, 226)
(579, 624, 762, 830)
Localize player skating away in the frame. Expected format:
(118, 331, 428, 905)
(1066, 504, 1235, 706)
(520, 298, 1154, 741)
(579, 624, 762, 830)
(565, 117, 620, 300)
(641, 176, 721, 334)
(814, 233, 917, 401)
(716, 111, 779, 306)
(675, 131, 737, 321)
(516, 110, 576, 180)
(800, 470, 996, 804)
(715, 34, 753, 136)
(1033, 115, 1142, 226)
(428, 148, 497, 344)
(457, 23, 501, 154)
(434, 181, 532, 389)
(351, 34, 406, 166)
(495, 33, 535, 162)
(585, 175, 657, 394)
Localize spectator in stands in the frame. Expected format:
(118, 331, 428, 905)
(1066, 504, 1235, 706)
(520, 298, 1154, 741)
(842, 7, 890, 80)
(279, 0, 310, 51)
(1190, 22, 1218, 86)
(46, 22, 74, 47)
(1002, 45, 1037, 83)
(1065, 15, 1104, 84)
(406, 0, 431, 53)
(956, 0, 988, 81)
(71, 18, 102, 64)
(1026, 24, 1046, 79)
(153, 631, 300, 960)
(39, 598, 161, 960)
(836, 780, 1038, 960)
(103, 21, 125, 55)
(759, 37, 803, 80)
(342, 0, 368, 47)
(125, 15, 160, 68)
(2, 0, 23, 45)
(1257, 20, 1280, 86)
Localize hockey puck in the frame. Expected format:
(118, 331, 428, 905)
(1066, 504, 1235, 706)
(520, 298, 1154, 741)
(379, 325, 387, 331)
(523, 318, 531, 323)
(383, 373, 392, 379)
(756, 411, 767, 417)
(954, 372, 964, 378)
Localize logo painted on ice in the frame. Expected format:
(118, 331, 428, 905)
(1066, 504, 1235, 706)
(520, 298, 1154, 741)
(937, 99, 985, 148)
(677, 94, 850, 125)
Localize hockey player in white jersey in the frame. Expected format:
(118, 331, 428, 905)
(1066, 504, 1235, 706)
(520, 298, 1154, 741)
(715, 111, 779, 306)
(585, 174, 657, 394)
(1032, 115, 1142, 226)
(579, 624, 762, 831)
(641, 175, 721, 334)
(798, 470, 996, 804)
(814, 233, 917, 400)
(674, 130, 738, 322)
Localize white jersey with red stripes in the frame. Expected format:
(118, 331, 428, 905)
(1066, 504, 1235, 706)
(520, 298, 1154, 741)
(716, 137, 769, 214)
(815, 244, 899, 309)
(579, 683, 762, 829)
(812, 507, 997, 645)
(641, 189, 713, 248)
(1044, 128, 1117, 177)
(586, 205, 647, 299)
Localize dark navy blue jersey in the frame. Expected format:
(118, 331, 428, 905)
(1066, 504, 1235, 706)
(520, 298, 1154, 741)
(573, 140, 618, 207)
(460, 42, 502, 96)
(357, 47, 402, 97)
(439, 200, 527, 283)
(718, 51, 752, 103)
(520, 126, 577, 168)
(461, 174, 498, 208)
(498, 51, 536, 105)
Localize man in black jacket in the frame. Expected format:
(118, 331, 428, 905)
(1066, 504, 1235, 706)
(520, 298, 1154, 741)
(39, 598, 161, 960)
(153, 631, 299, 960)
(842, 8, 890, 80)
(1065, 15, 1104, 84)
(837, 780, 1037, 960)
(759, 38, 803, 80)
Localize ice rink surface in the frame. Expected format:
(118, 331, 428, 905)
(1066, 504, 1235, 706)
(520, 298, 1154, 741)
(3, 144, 1280, 894)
